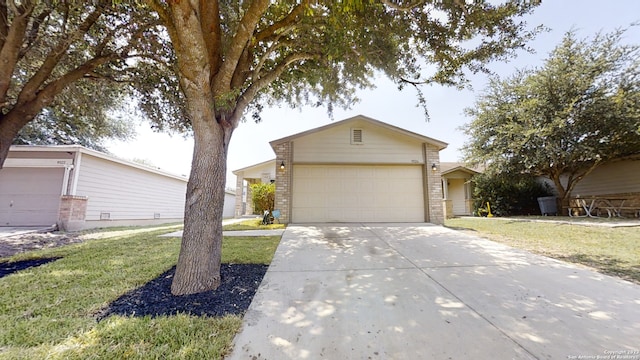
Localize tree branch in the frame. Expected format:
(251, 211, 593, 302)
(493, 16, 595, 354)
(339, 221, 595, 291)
(213, 0, 270, 95)
(17, 7, 52, 61)
(16, 4, 105, 105)
(148, 0, 178, 45)
(254, 0, 309, 42)
(0, 0, 8, 50)
(200, 1, 222, 76)
(252, 34, 294, 80)
(0, 0, 35, 105)
(232, 52, 317, 123)
(24, 54, 114, 111)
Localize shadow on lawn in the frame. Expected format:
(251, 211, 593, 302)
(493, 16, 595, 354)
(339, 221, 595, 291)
(0, 257, 61, 279)
(557, 253, 639, 284)
(96, 264, 268, 321)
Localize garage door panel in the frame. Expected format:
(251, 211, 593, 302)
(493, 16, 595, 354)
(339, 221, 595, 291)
(0, 168, 64, 226)
(292, 165, 424, 223)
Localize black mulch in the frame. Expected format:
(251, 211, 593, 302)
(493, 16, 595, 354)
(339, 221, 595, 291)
(97, 264, 268, 321)
(0, 257, 61, 279)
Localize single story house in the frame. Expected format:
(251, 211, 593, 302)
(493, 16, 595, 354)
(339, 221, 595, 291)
(1, 145, 189, 230)
(233, 115, 449, 224)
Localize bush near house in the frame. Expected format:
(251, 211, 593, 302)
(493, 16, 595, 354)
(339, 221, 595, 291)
(250, 182, 275, 215)
(473, 172, 552, 216)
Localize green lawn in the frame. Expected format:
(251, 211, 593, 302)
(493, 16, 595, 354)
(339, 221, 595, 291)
(445, 217, 640, 284)
(0, 229, 280, 359)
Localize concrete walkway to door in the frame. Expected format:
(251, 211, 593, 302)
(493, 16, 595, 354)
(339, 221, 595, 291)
(226, 224, 640, 359)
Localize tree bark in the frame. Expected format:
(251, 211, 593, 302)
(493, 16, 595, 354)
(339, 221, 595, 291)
(170, 111, 231, 295)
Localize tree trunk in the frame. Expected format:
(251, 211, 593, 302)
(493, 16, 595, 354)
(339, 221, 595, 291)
(0, 108, 40, 169)
(170, 104, 232, 296)
(550, 173, 570, 214)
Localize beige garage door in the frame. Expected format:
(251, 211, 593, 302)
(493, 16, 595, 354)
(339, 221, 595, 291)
(0, 167, 65, 226)
(292, 165, 425, 223)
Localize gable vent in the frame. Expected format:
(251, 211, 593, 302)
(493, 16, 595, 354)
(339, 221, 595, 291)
(351, 128, 363, 144)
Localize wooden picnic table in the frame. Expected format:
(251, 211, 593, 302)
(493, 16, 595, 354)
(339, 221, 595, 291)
(569, 195, 640, 218)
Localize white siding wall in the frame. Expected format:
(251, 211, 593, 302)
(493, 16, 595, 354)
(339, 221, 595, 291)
(293, 121, 424, 164)
(223, 192, 236, 218)
(571, 159, 640, 196)
(75, 155, 187, 221)
(448, 179, 467, 215)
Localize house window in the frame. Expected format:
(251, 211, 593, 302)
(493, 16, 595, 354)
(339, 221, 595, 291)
(351, 128, 363, 144)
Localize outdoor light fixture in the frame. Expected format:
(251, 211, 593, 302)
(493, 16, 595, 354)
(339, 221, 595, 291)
(431, 163, 437, 171)
(280, 161, 286, 170)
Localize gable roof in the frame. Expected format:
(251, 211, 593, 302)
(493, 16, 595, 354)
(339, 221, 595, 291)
(441, 162, 483, 176)
(269, 114, 448, 150)
(232, 158, 276, 175)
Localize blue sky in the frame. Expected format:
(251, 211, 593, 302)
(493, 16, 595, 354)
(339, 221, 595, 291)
(106, 0, 640, 186)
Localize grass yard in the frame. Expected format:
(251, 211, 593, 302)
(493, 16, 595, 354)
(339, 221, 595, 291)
(0, 228, 280, 359)
(445, 217, 640, 284)
(223, 218, 286, 231)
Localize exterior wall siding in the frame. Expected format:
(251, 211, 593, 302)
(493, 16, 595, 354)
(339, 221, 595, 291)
(293, 121, 424, 164)
(223, 191, 236, 218)
(75, 155, 187, 221)
(571, 159, 640, 196)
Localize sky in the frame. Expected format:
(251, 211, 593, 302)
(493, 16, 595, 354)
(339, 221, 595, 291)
(106, 0, 640, 187)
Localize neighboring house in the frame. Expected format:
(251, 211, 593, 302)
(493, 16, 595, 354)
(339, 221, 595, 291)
(1, 145, 188, 230)
(440, 162, 481, 218)
(233, 115, 448, 224)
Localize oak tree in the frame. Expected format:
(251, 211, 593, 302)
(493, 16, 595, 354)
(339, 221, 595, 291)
(463, 29, 640, 207)
(0, 0, 173, 163)
(148, 0, 542, 295)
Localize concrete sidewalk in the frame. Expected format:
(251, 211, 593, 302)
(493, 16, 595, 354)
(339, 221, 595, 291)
(159, 218, 286, 237)
(226, 223, 640, 359)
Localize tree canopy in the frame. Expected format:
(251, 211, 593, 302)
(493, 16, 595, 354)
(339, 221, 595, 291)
(463, 28, 640, 202)
(0, 0, 176, 165)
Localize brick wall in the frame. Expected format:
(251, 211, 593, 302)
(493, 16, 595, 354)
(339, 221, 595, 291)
(235, 174, 244, 217)
(425, 144, 444, 224)
(273, 141, 292, 224)
(58, 195, 88, 231)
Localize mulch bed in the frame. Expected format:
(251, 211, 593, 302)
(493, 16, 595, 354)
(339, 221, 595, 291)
(0, 257, 61, 278)
(2, 232, 269, 320)
(97, 264, 268, 320)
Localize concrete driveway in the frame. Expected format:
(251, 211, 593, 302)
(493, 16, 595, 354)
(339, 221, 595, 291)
(226, 224, 640, 359)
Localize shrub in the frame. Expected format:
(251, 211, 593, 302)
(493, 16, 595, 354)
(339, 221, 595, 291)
(250, 183, 275, 214)
(472, 172, 552, 216)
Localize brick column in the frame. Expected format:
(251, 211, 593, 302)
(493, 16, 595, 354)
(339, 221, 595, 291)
(273, 141, 292, 224)
(245, 179, 257, 215)
(424, 144, 444, 224)
(235, 173, 244, 217)
(58, 195, 88, 231)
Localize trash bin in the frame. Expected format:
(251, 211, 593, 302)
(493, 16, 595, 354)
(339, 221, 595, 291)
(537, 196, 557, 216)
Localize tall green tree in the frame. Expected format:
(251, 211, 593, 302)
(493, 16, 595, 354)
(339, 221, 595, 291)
(463, 29, 640, 207)
(0, 0, 176, 164)
(148, 0, 542, 295)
